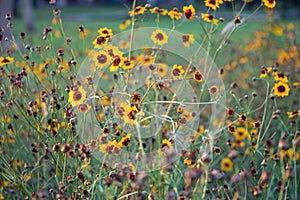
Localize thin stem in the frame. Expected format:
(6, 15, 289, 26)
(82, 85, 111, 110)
(128, 0, 137, 60)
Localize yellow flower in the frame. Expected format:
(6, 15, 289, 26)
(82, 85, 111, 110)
(122, 59, 135, 70)
(119, 20, 131, 30)
(2, 116, 11, 123)
(231, 140, 245, 148)
(97, 27, 113, 37)
(168, 8, 182, 20)
(54, 30, 61, 38)
(151, 29, 168, 46)
(68, 86, 87, 107)
(109, 55, 125, 72)
(205, 0, 223, 10)
(92, 50, 112, 68)
(286, 148, 300, 160)
(182, 34, 194, 48)
(273, 72, 288, 83)
(128, 6, 146, 17)
(263, 0, 276, 8)
(183, 5, 196, 20)
(33, 63, 47, 80)
(184, 158, 196, 168)
(156, 63, 168, 77)
(171, 64, 185, 79)
(150, 7, 168, 15)
(239, 56, 248, 64)
(233, 127, 248, 140)
(259, 67, 271, 78)
(118, 134, 131, 147)
(269, 25, 283, 36)
(201, 13, 218, 25)
(52, 16, 61, 24)
(99, 140, 120, 154)
(93, 35, 108, 49)
(220, 157, 233, 172)
(116, 102, 139, 125)
(0, 56, 14, 66)
(287, 23, 294, 31)
(161, 139, 173, 150)
(273, 82, 290, 97)
(287, 110, 300, 118)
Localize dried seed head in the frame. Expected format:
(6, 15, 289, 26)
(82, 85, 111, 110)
(5, 13, 11, 20)
(234, 16, 241, 24)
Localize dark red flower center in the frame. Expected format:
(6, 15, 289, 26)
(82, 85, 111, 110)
(194, 72, 203, 81)
(127, 110, 137, 120)
(184, 9, 192, 19)
(73, 91, 82, 101)
(124, 60, 131, 66)
(172, 68, 181, 76)
(209, 0, 216, 5)
(97, 54, 107, 64)
(96, 36, 106, 45)
(134, 7, 141, 12)
(182, 35, 189, 43)
(113, 56, 121, 66)
(277, 85, 285, 92)
(277, 72, 285, 78)
(155, 33, 164, 41)
(208, 15, 214, 20)
(2, 58, 10, 63)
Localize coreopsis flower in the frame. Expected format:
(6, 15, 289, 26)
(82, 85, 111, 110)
(122, 59, 134, 70)
(201, 13, 219, 25)
(193, 71, 203, 82)
(119, 20, 131, 30)
(68, 86, 87, 107)
(205, 0, 223, 10)
(263, 0, 276, 8)
(97, 27, 113, 37)
(168, 7, 182, 20)
(92, 50, 112, 68)
(128, 6, 146, 17)
(0, 56, 14, 66)
(156, 63, 168, 77)
(183, 5, 196, 20)
(287, 110, 300, 118)
(273, 82, 290, 97)
(150, 7, 168, 15)
(118, 134, 131, 147)
(151, 29, 168, 46)
(220, 157, 233, 172)
(233, 127, 248, 140)
(273, 72, 288, 83)
(171, 64, 185, 79)
(93, 35, 108, 49)
(109, 55, 125, 72)
(182, 34, 194, 47)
